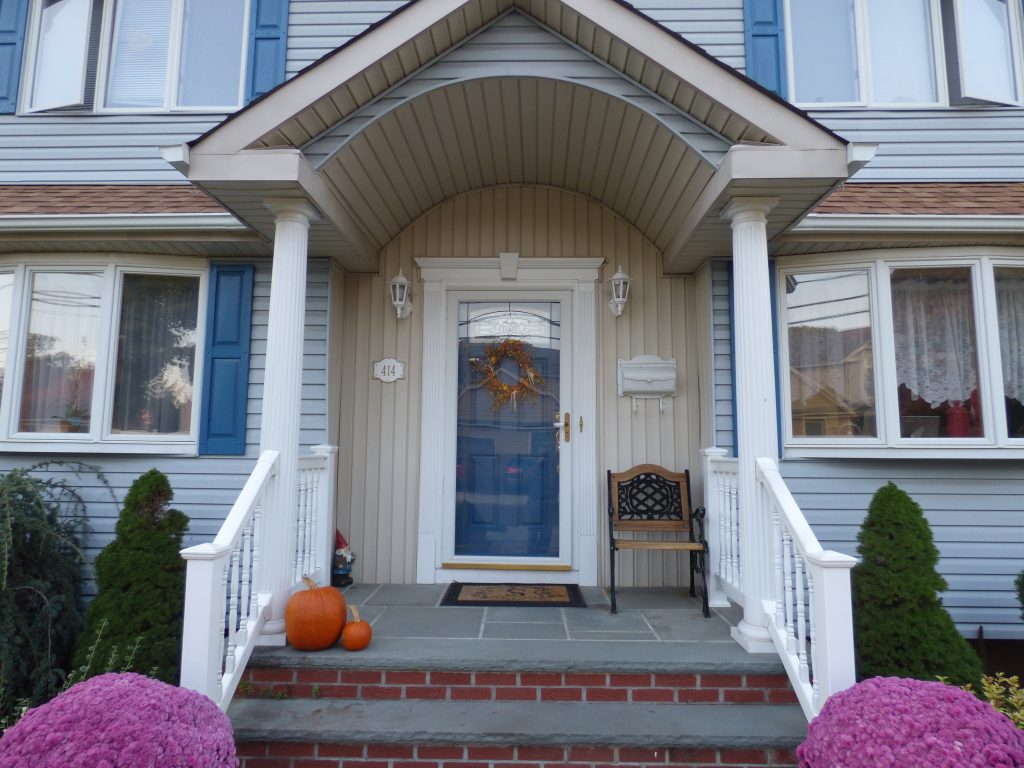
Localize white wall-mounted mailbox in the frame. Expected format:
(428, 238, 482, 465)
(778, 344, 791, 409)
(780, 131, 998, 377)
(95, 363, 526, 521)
(617, 355, 677, 412)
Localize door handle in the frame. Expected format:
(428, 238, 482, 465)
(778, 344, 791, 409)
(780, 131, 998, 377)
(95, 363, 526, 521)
(564, 411, 571, 443)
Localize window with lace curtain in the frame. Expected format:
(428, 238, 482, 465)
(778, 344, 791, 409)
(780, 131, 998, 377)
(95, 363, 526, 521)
(780, 251, 1024, 451)
(0, 258, 205, 452)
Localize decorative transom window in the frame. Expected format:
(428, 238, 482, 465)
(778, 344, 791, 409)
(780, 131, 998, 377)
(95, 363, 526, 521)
(786, 0, 1024, 107)
(779, 250, 1024, 452)
(0, 259, 206, 452)
(21, 0, 249, 113)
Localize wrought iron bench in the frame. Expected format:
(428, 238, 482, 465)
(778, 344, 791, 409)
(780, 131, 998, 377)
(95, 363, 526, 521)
(607, 464, 709, 617)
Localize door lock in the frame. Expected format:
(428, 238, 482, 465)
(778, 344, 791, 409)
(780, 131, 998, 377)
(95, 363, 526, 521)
(564, 411, 571, 443)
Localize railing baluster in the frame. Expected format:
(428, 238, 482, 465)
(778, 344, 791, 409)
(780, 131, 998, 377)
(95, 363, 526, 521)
(770, 493, 784, 630)
(795, 554, 808, 684)
(808, 569, 819, 706)
(783, 528, 795, 654)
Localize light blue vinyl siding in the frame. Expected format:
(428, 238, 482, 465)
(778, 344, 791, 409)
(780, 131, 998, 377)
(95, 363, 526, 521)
(811, 108, 1024, 182)
(0, 257, 330, 595)
(285, 0, 747, 77)
(711, 259, 734, 454)
(0, 114, 224, 183)
(780, 459, 1024, 640)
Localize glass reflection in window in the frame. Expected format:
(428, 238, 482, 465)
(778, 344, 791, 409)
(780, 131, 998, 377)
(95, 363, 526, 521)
(786, 270, 876, 438)
(19, 271, 102, 434)
(0, 274, 13, 405)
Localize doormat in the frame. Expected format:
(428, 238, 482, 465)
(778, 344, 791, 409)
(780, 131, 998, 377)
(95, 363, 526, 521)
(440, 582, 586, 608)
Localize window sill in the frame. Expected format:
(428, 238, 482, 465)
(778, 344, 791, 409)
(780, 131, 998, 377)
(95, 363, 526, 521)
(0, 439, 198, 456)
(784, 445, 1024, 460)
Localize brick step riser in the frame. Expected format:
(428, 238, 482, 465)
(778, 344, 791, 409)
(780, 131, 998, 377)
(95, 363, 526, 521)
(240, 668, 797, 705)
(237, 741, 797, 768)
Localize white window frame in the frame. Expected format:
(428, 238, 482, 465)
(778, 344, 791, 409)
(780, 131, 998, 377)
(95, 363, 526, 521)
(18, 0, 94, 114)
(784, 0, 1024, 108)
(778, 247, 1024, 459)
(0, 255, 208, 455)
(96, 0, 251, 114)
(18, 0, 251, 115)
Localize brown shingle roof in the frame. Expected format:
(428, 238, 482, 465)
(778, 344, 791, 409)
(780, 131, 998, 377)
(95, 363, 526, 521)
(0, 185, 227, 215)
(815, 183, 1024, 216)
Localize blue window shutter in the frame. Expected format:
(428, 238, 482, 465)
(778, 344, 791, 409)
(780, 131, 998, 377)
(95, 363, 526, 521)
(0, 0, 29, 114)
(245, 0, 288, 103)
(744, 0, 787, 98)
(200, 264, 254, 455)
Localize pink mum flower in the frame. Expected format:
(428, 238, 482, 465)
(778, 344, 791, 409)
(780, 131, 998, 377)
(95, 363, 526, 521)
(0, 673, 235, 768)
(798, 677, 1024, 768)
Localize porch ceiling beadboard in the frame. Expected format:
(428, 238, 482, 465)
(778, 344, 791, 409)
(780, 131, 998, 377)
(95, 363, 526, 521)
(183, 0, 850, 275)
(334, 185, 711, 587)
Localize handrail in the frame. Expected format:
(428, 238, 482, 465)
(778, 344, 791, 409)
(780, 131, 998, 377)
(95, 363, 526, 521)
(755, 457, 856, 719)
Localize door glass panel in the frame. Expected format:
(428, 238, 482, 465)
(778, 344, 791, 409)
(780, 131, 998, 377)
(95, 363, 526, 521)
(456, 302, 561, 558)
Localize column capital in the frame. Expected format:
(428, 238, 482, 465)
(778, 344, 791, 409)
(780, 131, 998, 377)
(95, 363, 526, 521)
(720, 197, 778, 226)
(264, 197, 320, 225)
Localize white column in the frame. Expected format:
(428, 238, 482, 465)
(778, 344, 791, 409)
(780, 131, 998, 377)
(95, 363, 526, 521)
(258, 198, 319, 637)
(722, 197, 778, 653)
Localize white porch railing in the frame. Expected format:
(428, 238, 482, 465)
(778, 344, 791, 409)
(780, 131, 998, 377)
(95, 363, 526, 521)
(180, 445, 336, 710)
(703, 448, 857, 719)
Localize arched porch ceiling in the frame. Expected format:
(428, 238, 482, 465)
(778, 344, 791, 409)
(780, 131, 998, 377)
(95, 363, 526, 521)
(178, 0, 855, 273)
(318, 77, 718, 254)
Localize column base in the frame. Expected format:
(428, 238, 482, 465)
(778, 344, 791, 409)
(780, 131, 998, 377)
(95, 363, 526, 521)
(731, 620, 776, 654)
(255, 628, 287, 647)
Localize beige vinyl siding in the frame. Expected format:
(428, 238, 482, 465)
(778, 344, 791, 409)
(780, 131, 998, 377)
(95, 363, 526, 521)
(334, 184, 709, 586)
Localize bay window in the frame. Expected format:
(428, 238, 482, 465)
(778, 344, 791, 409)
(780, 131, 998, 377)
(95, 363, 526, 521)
(786, 0, 1024, 106)
(779, 251, 1024, 452)
(0, 259, 205, 452)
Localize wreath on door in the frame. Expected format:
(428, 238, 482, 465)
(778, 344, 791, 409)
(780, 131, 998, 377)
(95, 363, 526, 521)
(471, 338, 544, 410)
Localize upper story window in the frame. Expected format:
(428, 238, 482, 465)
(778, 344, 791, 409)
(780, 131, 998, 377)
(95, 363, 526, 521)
(0, 257, 206, 452)
(21, 0, 249, 113)
(779, 250, 1024, 454)
(786, 0, 1024, 107)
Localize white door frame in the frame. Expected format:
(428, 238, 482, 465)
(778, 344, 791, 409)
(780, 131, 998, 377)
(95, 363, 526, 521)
(415, 257, 602, 585)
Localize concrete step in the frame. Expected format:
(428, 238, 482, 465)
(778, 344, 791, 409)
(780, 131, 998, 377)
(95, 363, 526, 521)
(231, 698, 806, 768)
(241, 637, 797, 706)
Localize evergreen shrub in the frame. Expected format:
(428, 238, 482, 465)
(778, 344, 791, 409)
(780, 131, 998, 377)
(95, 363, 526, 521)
(852, 482, 982, 687)
(0, 462, 95, 725)
(1016, 569, 1023, 622)
(74, 470, 188, 684)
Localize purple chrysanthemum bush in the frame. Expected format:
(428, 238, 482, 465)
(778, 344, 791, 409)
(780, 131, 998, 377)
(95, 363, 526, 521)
(798, 677, 1024, 768)
(0, 673, 235, 768)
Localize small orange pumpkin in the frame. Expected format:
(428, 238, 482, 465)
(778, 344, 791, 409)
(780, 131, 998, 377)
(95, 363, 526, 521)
(341, 605, 373, 651)
(285, 576, 347, 651)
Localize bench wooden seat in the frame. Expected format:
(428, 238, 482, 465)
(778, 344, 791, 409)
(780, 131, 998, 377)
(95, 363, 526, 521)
(607, 464, 709, 617)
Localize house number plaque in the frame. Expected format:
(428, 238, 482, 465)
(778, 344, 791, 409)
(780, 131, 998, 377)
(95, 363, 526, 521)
(373, 358, 405, 383)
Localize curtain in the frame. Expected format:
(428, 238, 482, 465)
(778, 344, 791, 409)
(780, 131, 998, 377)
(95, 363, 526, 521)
(996, 269, 1024, 404)
(891, 270, 978, 407)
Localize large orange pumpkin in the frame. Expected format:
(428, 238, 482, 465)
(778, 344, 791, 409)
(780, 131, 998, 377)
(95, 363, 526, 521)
(341, 605, 373, 651)
(285, 576, 346, 651)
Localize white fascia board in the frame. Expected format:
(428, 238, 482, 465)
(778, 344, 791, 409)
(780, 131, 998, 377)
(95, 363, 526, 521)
(665, 144, 851, 260)
(556, 0, 846, 151)
(0, 212, 246, 233)
(795, 214, 1024, 234)
(187, 148, 380, 260)
(193, 0, 469, 155)
(193, 0, 844, 157)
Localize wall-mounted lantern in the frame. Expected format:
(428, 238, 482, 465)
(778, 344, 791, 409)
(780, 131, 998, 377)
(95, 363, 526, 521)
(389, 269, 413, 319)
(608, 264, 631, 317)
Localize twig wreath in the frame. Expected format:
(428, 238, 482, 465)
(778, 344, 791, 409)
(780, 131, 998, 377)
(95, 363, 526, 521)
(471, 338, 543, 410)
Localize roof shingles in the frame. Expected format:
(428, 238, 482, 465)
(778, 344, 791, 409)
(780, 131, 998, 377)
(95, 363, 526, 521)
(814, 183, 1024, 216)
(0, 185, 226, 216)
